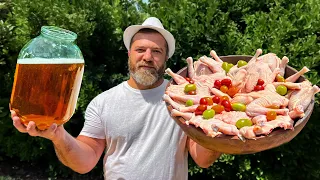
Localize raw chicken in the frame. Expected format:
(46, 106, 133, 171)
(240, 115, 294, 139)
(164, 48, 319, 141)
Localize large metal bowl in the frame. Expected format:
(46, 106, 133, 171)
(166, 55, 314, 154)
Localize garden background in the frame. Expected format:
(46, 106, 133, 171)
(0, 0, 319, 179)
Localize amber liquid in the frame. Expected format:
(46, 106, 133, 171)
(10, 59, 84, 130)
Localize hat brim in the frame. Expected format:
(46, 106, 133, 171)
(123, 25, 175, 58)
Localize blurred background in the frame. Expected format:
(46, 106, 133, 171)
(0, 0, 319, 179)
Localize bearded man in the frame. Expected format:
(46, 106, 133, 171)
(11, 17, 221, 180)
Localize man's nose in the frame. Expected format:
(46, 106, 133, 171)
(143, 49, 153, 61)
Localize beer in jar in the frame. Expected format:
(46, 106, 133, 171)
(10, 26, 84, 130)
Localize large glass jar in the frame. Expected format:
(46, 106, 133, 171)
(10, 26, 84, 130)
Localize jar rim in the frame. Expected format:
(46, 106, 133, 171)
(41, 26, 77, 41)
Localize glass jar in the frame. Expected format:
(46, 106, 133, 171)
(10, 26, 85, 130)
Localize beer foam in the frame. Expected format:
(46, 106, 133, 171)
(17, 58, 84, 64)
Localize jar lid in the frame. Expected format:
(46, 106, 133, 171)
(41, 26, 77, 41)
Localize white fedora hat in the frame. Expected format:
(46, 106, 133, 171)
(123, 17, 175, 58)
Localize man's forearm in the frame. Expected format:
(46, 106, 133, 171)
(195, 143, 221, 168)
(188, 138, 221, 168)
(52, 132, 97, 174)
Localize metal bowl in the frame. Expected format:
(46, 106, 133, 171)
(166, 55, 314, 154)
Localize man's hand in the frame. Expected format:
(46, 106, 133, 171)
(11, 110, 65, 143)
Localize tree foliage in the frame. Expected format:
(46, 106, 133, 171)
(0, 0, 319, 179)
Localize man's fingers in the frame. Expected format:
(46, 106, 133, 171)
(27, 122, 58, 140)
(12, 117, 28, 133)
(26, 121, 41, 137)
(10, 110, 17, 118)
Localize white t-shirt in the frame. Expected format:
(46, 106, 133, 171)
(80, 79, 188, 180)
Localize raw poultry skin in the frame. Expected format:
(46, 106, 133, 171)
(165, 49, 319, 140)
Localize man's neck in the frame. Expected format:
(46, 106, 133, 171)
(127, 77, 164, 90)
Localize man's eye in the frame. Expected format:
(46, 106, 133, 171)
(153, 50, 162, 54)
(136, 49, 145, 52)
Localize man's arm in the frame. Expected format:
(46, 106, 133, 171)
(53, 133, 106, 174)
(187, 137, 221, 168)
(11, 110, 106, 174)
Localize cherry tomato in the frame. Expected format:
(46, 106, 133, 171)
(221, 79, 232, 87)
(220, 96, 230, 102)
(225, 63, 234, 73)
(257, 79, 264, 85)
(231, 102, 246, 112)
(204, 97, 213, 106)
(185, 77, 191, 82)
(237, 60, 248, 67)
(188, 90, 196, 95)
(276, 74, 285, 82)
(266, 111, 277, 121)
(184, 84, 196, 93)
(276, 85, 287, 96)
(196, 105, 207, 112)
(254, 85, 264, 91)
(212, 96, 220, 104)
(199, 97, 208, 105)
(220, 85, 229, 93)
(185, 99, 193, 107)
(221, 100, 231, 109)
(227, 86, 238, 97)
(195, 110, 203, 116)
(224, 107, 231, 112)
(211, 104, 225, 114)
(236, 119, 253, 129)
(222, 62, 229, 71)
(214, 80, 221, 89)
(203, 109, 215, 119)
(189, 80, 195, 84)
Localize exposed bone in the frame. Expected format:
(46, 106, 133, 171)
(210, 50, 223, 63)
(279, 56, 289, 77)
(186, 57, 195, 79)
(285, 66, 310, 83)
(165, 68, 187, 85)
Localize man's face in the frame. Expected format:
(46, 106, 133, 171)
(128, 32, 168, 87)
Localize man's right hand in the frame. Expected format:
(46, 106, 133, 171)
(11, 110, 65, 143)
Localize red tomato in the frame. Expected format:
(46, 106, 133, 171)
(195, 110, 203, 116)
(199, 98, 208, 105)
(224, 107, 231, 112)
(227, 86, 238, 97)
(214, 80, 221, 89)
(189, 80, 195, 84)
(185, 77, 191, 82)
(254, 85, 264, 91)
(221, 100, 231, 109)
(196, 105, 207, 112)
(211, 104, 225, 114)
(220, 85, 229, 93)
(204, 97, 213, 105)
(221, 79, 232, 87)
(212, 96, 220, 104)
(257, 79, 264, 85)
(188, 90, 197, 95)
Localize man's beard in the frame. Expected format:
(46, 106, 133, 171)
(128, 58, 166, 87)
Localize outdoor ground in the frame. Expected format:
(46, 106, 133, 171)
(0, 158, 104, 180)
(0, 158, 208, 180)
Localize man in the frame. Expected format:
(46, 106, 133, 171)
(11, 17, 221, 179)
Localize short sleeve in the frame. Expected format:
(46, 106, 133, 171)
(79, 97, 106, 139)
